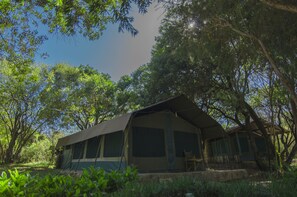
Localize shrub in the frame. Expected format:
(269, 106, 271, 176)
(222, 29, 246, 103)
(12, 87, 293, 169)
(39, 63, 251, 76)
(20, 135, 52, 163)
(270, 168, 297, 197)
(0, 167, 138, 197)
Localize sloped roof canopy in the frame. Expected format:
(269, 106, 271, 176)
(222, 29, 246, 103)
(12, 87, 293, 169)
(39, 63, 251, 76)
(227, 121, 285, 136)
(56, 113, 132, 147)
(57, 95, 225, 148)
(134, 95, 225, 139)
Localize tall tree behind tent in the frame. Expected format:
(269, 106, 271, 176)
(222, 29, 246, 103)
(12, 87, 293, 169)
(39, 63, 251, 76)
(44, 64, 116, 131)
(0, 61, 49, 163)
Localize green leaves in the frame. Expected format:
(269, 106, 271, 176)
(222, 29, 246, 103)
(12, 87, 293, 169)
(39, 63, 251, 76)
(0, 61, 51, 164)
(44, 64, 116, 131)
(0, 0, 153, 63)
(0, 167, 138, 196)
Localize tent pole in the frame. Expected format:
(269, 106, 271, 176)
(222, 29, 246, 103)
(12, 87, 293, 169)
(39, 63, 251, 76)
(118, 113, 135, 171)
(198, 128, 206, 170)
(94, 136, 103, 167)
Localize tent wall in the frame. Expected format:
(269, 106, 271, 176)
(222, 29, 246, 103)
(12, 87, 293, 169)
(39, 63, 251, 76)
(60, 130, 128, 171)
(234, 133, 268, 161)
(206, 132, 269, 164)
(128, 111, 202, 172)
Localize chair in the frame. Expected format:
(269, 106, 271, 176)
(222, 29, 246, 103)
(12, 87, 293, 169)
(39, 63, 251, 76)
(184, 151, 203, 171)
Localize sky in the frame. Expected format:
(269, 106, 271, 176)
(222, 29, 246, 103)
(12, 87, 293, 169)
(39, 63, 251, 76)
(35, 2, 164, 81)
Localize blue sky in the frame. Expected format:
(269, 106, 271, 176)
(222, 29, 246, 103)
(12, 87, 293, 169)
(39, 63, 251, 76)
(35, 3, 164, 81)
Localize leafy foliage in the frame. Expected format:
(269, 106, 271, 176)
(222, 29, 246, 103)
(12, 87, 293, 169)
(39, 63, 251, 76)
(0, 61, 51, 164)
(125, 0, 297, 167)
(20, 132, 63, 164)
(0, 0, 153, 63)
(45, 64, 116, 130)
(0, 166, 138, 197)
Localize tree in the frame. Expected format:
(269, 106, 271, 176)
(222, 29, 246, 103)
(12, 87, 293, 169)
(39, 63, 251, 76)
(0, 61, 49, 163)
(116, 64, 156, 111)
(45, 64, 116, 131)
(0, 0, 153, 63)
(129, 0, 295, 169)
(148, 21, 275, 169)
(20, 131, 64, 164)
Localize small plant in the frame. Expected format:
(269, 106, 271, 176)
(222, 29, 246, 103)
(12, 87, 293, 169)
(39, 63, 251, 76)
(0, 167, 138, 196)
(0, 170, 33, 196)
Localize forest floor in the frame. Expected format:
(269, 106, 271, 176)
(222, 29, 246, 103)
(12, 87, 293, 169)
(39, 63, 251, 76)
(0, 162, 270, 181)
(0, 162, 60, 176)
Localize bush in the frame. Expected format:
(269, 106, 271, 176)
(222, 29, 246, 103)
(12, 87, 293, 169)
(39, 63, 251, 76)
(270, 168, 297, 197)
(20, 134, 52, 162)
(0, 167, 138, 197)
(20, 132, 64, 164)
(2, 167, 297, 197)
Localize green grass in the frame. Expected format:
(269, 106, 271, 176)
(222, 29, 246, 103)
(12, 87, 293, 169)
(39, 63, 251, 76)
(0, 161, 57, 177)
(0, 161, 53, 169)
(111, 177, 272, 197)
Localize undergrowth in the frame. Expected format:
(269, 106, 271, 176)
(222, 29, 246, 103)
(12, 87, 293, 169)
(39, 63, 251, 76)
(1, 167, 297, 197)
(0, 166, 137, 197)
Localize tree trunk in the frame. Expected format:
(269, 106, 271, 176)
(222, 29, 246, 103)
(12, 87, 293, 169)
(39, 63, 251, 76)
(260, 0, 297, 14)
(243, 120, 267, 170)
(4, 141, 15, 164)
(285, 99, 297, 165)
(244, 101, 275, 155)
(286, 143, 297, 164)
(0, 143, 4, 163)
(4, 137, 17, 164)
(249, 132, 266, 170)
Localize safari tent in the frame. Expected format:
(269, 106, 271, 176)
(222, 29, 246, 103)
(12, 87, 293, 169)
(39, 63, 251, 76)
(205, 122, 280, 167)
(56, 95, 225, 172)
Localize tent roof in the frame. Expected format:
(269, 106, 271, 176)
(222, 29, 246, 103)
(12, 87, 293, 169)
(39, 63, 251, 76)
(227, 121, 285, 136)
(56, 113, 132, 147)
(134, 95, 225, 139)
(57, 95, 225, 148)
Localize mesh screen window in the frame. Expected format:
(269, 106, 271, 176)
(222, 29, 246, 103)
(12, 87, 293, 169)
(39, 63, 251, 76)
(210, 138, 231, 156)
(231, 136, 239, 154)
(239, 137, 250, 153)
(132, 127, 165, 157)
(103, 131, 123, 157)
(86, 136, 101, 158)
(72, 141, 85, 159)
(174, 131, 199, 157)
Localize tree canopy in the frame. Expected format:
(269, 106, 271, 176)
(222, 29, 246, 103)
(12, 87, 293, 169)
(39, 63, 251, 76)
(45, 64, 116, 130)
(0, 0, 153, 63)
(116, 0, 297, 167)
(1, 0, 297, 168)
(0, 61, 49, 163)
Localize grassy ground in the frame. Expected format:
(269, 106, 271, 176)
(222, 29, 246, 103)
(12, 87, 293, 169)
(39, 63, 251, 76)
(0, 162, 60, 176)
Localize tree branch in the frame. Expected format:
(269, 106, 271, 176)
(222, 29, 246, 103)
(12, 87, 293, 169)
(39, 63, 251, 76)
(260, 0, 297, 14)
(214, 18, 297, 108)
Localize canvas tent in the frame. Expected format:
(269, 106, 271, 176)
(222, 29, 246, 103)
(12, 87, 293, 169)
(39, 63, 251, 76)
(56, 95, 225, 172)
(206, 121, 280, 164)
